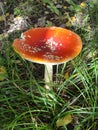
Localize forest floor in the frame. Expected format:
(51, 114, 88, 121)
(0, 0, 98, 130)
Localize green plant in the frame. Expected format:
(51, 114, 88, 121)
(0, 0, 98, 129)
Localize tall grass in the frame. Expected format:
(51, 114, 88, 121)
(0, 0, 98, 130)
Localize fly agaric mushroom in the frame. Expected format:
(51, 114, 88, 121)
(12, 27, 82, 89)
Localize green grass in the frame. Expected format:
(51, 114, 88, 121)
(0, 0, 98, 130)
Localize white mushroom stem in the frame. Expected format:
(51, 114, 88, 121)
(44, 64, 53, 90)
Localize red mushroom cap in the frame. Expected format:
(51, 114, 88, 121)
(13, 27, 82, 65)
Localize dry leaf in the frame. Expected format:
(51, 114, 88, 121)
(0, 66, 7, 81)
(0, 13, 9, 21)
(80, 2, 86, 8)
(56, 114, 72, 127)
(64, 72, 69, 80)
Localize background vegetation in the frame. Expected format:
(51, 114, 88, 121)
(0, 0, 98, 130)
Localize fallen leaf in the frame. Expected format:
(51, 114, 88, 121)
(65, 21, 71, 26)
(0, 13, 9, 21)
(64, 72, 69, 80)
(56, 114, 72, 127)
(80, 2, 86, 8)
(0, 66, 7, 81)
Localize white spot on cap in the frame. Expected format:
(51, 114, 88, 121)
(43, 53, 62, 61)
(60, 43, 62, 46)
(69, 33, 72, 36)
(45, 38, 58, 52)
(27, 35, 31, 38)
(21, 42, 31, 52)
(32, 47, 41, 53)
